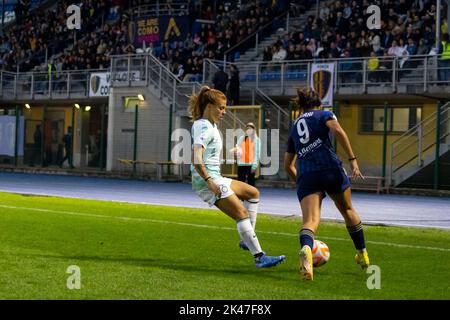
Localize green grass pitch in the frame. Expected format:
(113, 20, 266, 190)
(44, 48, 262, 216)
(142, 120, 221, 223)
(0, 192, 449, 299)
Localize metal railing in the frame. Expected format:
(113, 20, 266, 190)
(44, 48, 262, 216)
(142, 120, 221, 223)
(390, 102, 450, 186)
(110, 53, 202, 113)
(131, 1, 189, 17)
(205, 54, 450, 95)
(252, 88, 290, 179)
(0, 69, 107, 100)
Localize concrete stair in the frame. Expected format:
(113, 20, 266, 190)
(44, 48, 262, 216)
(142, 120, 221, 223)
(236, 6, 320, 63)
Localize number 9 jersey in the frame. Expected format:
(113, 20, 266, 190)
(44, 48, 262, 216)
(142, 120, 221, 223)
(286, 110, 343, 177)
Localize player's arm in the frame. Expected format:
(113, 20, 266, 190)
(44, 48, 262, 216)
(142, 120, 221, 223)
(325, 119, 364, 180)
(192, 144, 221, 195)
(284, 133, 297, 181)
(284, 152, 297, 181)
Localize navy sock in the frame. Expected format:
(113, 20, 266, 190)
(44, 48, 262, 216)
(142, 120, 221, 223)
(299, 228, 315, 250)
(347, 222, 366, 251)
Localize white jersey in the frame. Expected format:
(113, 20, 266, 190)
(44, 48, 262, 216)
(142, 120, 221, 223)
(191, 119, 222, 190)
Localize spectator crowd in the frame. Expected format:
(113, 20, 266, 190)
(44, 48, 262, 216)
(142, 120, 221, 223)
(2, 0, 447, 84)
(261, 0, 449, 81)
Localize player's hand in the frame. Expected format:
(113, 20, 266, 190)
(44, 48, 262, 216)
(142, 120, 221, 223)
(207, 179, 221, 197)
(350, 160, 364, 180)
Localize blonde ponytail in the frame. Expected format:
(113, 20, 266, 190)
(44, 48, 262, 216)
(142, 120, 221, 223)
(188, 85, 227, 121)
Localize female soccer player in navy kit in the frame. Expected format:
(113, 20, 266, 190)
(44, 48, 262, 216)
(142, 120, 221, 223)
(284, 87, 370, 280)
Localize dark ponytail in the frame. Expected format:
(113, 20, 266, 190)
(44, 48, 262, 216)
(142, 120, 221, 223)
(292, 87, 322, 112)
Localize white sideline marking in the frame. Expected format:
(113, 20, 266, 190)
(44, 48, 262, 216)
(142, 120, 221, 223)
(1, 204, 450, 253)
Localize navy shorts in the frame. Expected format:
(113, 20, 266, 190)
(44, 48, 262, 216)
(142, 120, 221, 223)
(297, 168, 351, 202)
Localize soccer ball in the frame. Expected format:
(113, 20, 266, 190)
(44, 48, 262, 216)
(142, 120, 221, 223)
(312, 240, 330, 267)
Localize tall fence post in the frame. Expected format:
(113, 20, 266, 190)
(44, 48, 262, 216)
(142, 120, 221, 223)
(133, 104, 139, 175)
(307, 62, 311, 87)
(67, 73, 71, 98)
(389, 144, 394, 186)
(392, 59, 396, 92)
(13, 74, 17, 98)
(172, 78, 176, 111)
(127, 55, 132, 86)
(14, 105, 19, 167)
(423, 56, 428, 92)
(144, 54, 149, 86)
(31, 73, 34, 98)
(382, 101, 389, 180)
(167, 103, 173, 176)
(417, 123, 423, 167)
(159, 65, 162, 98)
(256, 64, 259, 90)
(362, 59, 367, 93)
(71, 106, 75, 168)
(49, 71, 52, 98)
(99, 104, 105, 170)
(434, 101, 442, 190)
(41, 104, 46, 167)
(202, 60, 206, 83)
(286, 11, 290, 31)
(255, 32, 259, 58)
(333, 62, 337, 93)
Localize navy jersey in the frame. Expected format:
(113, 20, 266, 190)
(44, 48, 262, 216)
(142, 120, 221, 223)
(286, 110, 343, 176)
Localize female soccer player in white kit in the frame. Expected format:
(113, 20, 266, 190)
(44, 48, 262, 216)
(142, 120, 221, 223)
(189, 86, 285, 268)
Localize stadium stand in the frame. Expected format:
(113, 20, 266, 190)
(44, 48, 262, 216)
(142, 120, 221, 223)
(1, 0, 304, 78)
(1, 0, 448, 81)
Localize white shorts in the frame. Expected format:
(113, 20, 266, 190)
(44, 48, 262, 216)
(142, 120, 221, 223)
(196, 177, 235, 206)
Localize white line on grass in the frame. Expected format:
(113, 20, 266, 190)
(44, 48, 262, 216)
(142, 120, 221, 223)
(1, 189, 449, 230)
(1, 204, 449, 253)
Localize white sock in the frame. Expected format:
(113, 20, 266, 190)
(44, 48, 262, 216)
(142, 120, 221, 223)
(237, 218, 262, 256)
(244, 198, 259, 230)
